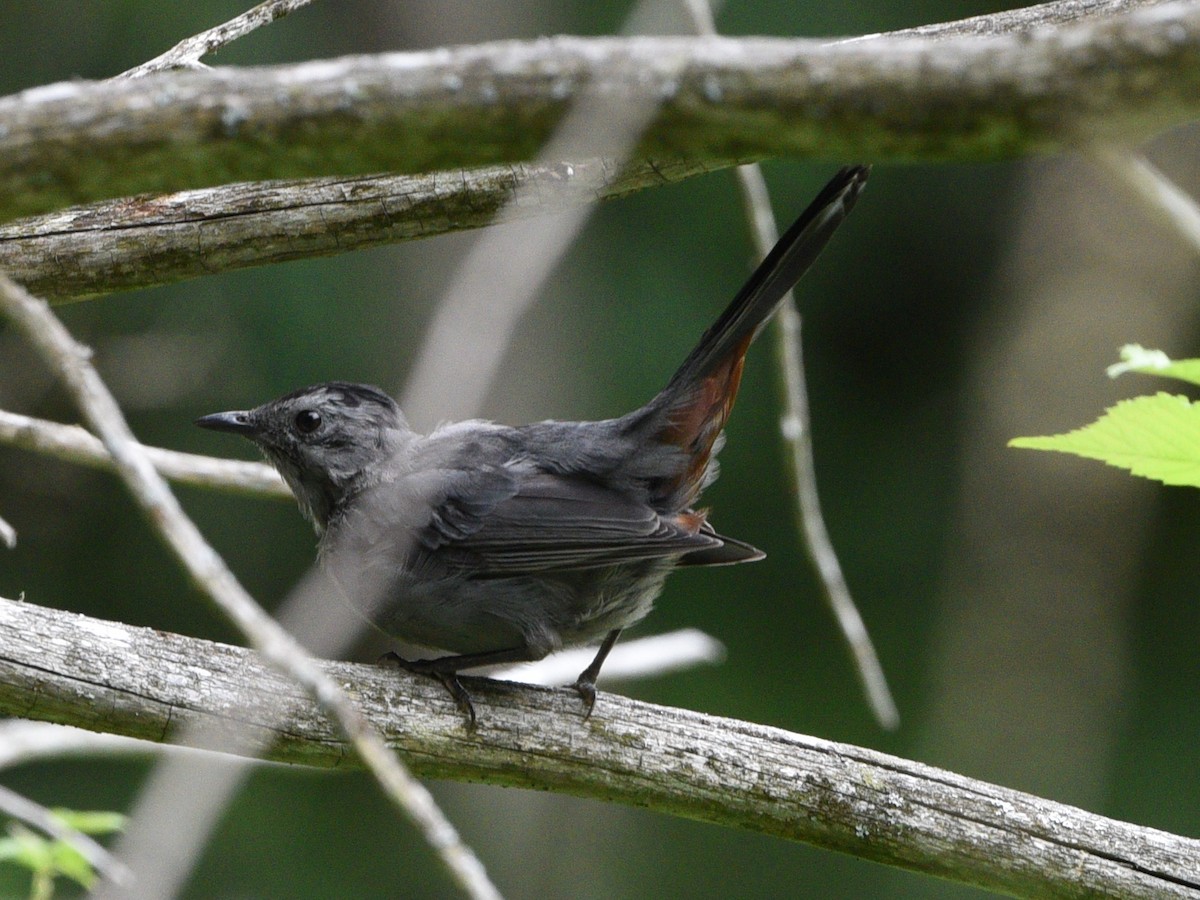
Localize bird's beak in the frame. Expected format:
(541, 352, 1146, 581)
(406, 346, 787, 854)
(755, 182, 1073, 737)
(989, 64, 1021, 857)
(194, 410, 257, 436)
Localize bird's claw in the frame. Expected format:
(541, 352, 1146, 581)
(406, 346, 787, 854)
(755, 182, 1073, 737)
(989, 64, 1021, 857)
(380, 651, 478, 729)
(573, 677, 598, 720)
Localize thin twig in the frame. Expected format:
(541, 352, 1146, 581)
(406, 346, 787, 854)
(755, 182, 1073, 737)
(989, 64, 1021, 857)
(682, 0, 899, 730)
(0, 273, 500, 900)
(491, 628, 726, 686)
(0, 783, 130, 886)
(0, 409, 287, 497)
(0, 721, 253, 772)
(1090, 146, 1200, 253)
(120, 0, 318, 78)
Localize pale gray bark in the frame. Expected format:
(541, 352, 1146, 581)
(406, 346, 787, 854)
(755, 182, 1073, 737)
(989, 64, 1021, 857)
(0, 274, 499, 900)
(120, 0, 318, 78)
(9, 3, 1198, 221)
(0, 595, 1196, 899)
(0, 409, 287, 497)
(1, 2, 1199, 300)
(0, 158, 734, 302)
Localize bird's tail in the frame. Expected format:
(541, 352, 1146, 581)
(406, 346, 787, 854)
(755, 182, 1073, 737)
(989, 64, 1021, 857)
(644, 165, 869, 508)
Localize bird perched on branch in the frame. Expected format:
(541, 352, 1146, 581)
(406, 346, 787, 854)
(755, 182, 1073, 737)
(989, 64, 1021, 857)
(197, 165, 869, 726)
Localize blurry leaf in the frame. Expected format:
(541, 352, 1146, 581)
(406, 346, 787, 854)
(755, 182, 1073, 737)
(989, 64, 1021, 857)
(0, 825, 52, 872)
(49, 809, 125, 836)
(46, 842, 94, 889)
(0, 836, 21, 862)
(1010, 393, 1200, 487)
(0, 810, 121, 895)
(1106, 343, 1200, 386)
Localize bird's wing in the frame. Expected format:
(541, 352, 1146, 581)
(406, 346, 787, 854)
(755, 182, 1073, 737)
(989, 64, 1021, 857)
(420, 471, 726, 575)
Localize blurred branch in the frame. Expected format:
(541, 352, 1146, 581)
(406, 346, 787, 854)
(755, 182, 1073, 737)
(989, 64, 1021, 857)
(0, 275, 500, 900)
(1090, 146, 1200, 251)
(1, 595, 1196, 899)
(1, 1, 1199, 226)
(490, 628, 726, 686)
(0, 721, 241, 772)
(120, 0, 317, 78)
(0, 784, 130, 886)
(0, 409, 287, 497)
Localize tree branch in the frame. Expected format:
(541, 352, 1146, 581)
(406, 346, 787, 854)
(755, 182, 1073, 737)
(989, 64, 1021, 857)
(1, 1, 1199, 226)
(119, 0, 318, 78)
(0, 409, 287, 497)
(0, 274, 500, 900)
(2, 1, 1195, 301)
(682, 0, 898, 731)
(0, 596, 1195, 899)
(1090, 146, 1200, 251)
(0, 158, 735, 303)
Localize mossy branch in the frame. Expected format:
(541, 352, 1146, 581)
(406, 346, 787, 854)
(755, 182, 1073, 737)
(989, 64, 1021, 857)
(0, 1, 1198, 300)
(1, 595, 1197, 899)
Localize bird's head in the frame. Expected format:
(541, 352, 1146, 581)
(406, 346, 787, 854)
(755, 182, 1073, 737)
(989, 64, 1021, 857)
(196, 382, 410, 531)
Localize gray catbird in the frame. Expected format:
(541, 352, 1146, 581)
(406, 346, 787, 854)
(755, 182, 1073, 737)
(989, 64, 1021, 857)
(197, 165, 868, 724)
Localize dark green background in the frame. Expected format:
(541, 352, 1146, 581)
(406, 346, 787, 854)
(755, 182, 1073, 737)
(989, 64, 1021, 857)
(0, 1, 1197, 897)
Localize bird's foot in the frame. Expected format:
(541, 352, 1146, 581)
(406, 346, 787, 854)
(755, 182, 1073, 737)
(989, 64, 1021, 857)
(572, 676, 598, 720)
(380, 651, 477, 729)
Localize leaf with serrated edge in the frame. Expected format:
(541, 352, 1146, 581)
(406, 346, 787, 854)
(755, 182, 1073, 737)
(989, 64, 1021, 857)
(1010, 393, 1200, 487)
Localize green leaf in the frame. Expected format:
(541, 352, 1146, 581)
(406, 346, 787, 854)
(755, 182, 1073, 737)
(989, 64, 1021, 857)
(0, 836, 25, 863)
(49, 809, 125, 836)
(48, 842, 95, 889)
(0, 825, 52, 873)
(1010, 393, 1200, 487)
(1106, 344, 1200, 387)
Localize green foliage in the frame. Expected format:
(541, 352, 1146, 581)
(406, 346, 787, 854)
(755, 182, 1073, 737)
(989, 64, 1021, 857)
(1010, 345, 1200, 487)
(0, 809, 124, 900)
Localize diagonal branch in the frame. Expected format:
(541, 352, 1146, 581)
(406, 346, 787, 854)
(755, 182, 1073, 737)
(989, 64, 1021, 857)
(120, 0, 318, 78)
(1090, 146, 1200, 251)
(1, 595, 1196, 899)
(2, 1, 1200, 224)
(0, 784, 129, 887)
(0, 274, 500, 900)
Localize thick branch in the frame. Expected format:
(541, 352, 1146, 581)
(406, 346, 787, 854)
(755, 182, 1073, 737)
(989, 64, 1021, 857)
(1, 2, 1195, 301)
(2, 2, 1200, 225)
(0, 158, 734, 302)
(1, 596, 1196, 899)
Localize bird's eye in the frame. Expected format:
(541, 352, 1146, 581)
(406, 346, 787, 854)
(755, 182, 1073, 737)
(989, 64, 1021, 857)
(294, 409, 322, 434)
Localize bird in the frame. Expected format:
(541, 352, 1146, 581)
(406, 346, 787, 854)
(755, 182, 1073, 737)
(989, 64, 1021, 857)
(196, 165, 869, 726)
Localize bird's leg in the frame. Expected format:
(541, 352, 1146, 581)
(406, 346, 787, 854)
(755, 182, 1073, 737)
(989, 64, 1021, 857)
(573, 628, 622, 719)
(381, 646, 538, 729)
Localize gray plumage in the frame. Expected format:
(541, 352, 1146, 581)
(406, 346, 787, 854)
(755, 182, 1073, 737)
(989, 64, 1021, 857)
(197, 165, 869, 724)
